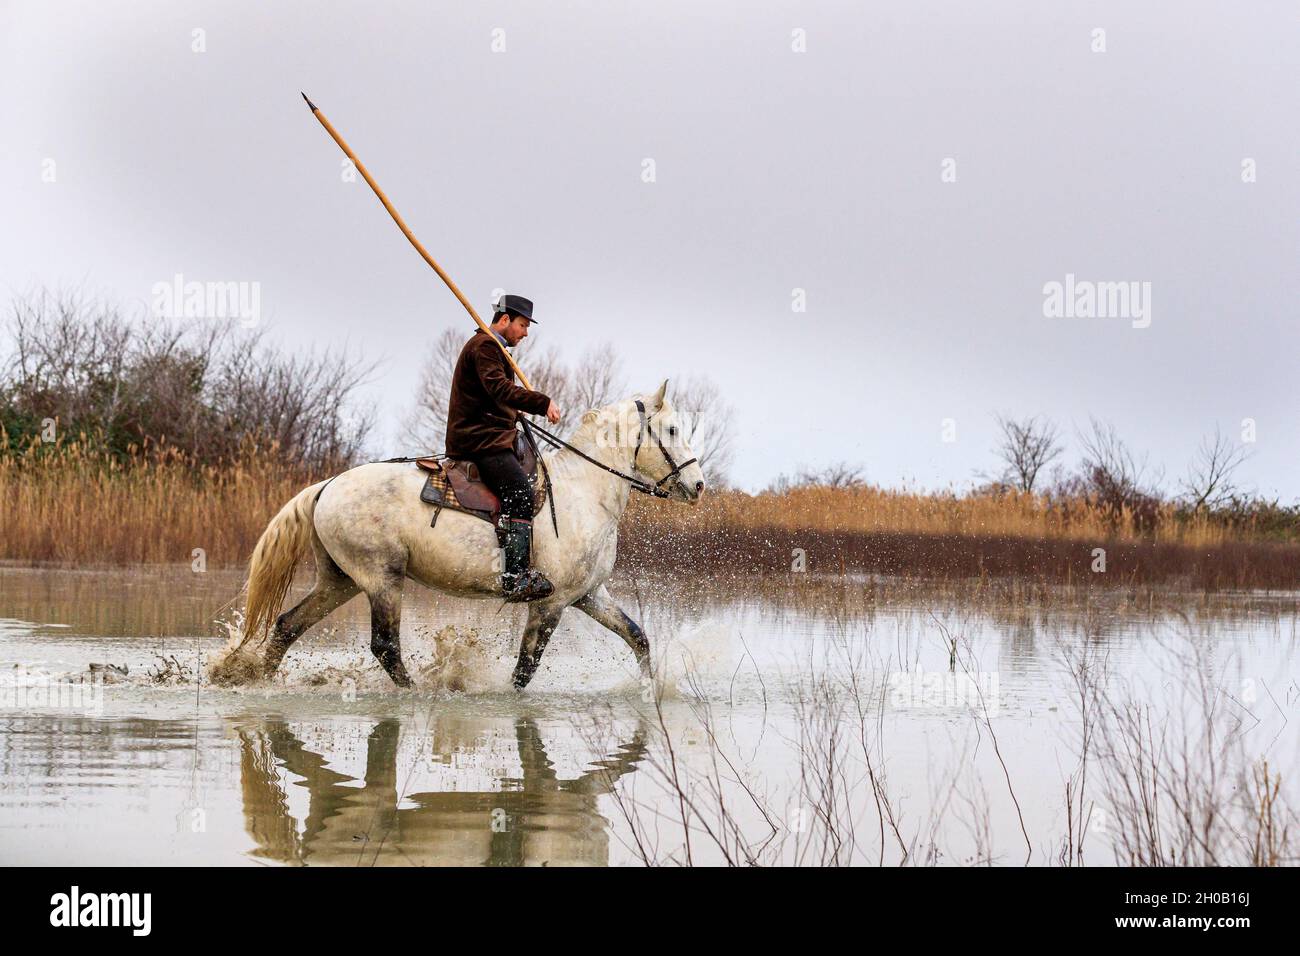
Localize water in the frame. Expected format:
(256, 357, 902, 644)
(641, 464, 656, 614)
(1, 565, 1296, 866)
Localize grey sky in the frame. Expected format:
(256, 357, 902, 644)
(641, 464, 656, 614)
(2, 1, 1296, 497)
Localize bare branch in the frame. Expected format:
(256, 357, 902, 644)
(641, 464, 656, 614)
(1179, 426, 1252, 510)
(992, 414, 1063, 494)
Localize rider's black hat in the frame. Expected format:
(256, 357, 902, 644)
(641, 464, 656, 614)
(494, 293, 535, 322)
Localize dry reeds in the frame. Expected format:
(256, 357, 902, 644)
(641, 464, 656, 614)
(0, 433, 314, 567)
(583, 619, 1295, 867)
(620, 488, 1300, 589)
(628, 485, 1274, 546)
(4, 439, 1299, 589)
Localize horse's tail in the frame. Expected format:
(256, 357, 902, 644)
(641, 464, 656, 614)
(242, 479, 330, 644)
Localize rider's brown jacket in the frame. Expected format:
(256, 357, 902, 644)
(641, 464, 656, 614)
(444, 329, 551, 458)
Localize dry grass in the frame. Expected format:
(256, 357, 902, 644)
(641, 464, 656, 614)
(4, 441, 1300, 589)
(0, 436, 310, 567)
(584, 625, 1296, 867)
(630, 485, 1264, 546)
(621, 488, 1300, 589)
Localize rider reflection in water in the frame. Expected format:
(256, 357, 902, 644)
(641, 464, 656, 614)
(444, 293, 562, 603)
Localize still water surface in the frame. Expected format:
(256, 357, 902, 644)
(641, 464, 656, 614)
(1, 565, 1295, 865)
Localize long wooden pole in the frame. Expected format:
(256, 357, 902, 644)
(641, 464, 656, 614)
(300, 92, 534, 389)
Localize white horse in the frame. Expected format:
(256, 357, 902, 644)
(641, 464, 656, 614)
(209, 380, 705, 690)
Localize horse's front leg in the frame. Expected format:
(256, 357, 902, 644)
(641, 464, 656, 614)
(512, 603, 565, 690)
(573, 585, 650, 679)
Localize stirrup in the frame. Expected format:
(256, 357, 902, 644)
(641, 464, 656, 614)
(501, 569, 555, 603)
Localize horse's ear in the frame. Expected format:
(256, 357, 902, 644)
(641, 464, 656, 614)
(651, 378, 669, 411)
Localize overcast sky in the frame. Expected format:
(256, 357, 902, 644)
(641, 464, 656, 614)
(2, 1, 1295, 497)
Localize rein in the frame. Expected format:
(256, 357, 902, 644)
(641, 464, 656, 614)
(517, 417, 558, 538)
(527, 400, 697, 502)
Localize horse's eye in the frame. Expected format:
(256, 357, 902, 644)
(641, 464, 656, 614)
(668, 426, 677, 437)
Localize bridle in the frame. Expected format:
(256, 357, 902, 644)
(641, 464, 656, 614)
(631, 399, 698, 497)
(526, 399, 697, 501)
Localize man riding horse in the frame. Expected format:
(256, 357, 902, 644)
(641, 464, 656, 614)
(444, 293, 561, 603)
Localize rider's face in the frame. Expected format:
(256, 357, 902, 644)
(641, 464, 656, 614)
(496, 314, 532, 346)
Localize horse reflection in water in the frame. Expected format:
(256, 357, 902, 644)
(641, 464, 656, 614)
(236, 716, 647, 866)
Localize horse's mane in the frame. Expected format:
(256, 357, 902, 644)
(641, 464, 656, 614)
(550, 404, 614, 460)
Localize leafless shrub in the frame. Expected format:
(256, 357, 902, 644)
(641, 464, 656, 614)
(766, 461, 867, 493)
(1077, 631, 1296, 866)
(1068, 418, 1163, 534)
(1179, 426, 1252, 511)
(584, 619, 1006, 867)
(1, 288, 374, 471)
(579, 582, 1299, 869)
(1058, 632, 1108, 866)
(1248, 760, 1291, 867)
(992, 414, 1063, 493)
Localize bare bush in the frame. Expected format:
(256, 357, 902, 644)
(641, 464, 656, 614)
(1069, 418, 1163, 533)
(766, 461, 866, 493)
(586, 615, 1294, 868)
(1, 289, 373, 470)
(1062, 628, 1295, 867)
(992, 414, 1063, 493)
(1179, 426, 1252, 511)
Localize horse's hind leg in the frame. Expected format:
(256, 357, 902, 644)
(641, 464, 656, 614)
(512, 602, 565, 690)
(573, 585, 651, 679)
(262, 542, 358, 677)
(366, 575, 413, 688)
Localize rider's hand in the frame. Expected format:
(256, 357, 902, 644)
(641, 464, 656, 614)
(546, 401, 561, 424)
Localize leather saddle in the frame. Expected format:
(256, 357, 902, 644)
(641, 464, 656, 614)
(415, 431, 545, 531)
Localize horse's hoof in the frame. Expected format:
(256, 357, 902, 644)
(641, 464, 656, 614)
(207, 647, 263, 687)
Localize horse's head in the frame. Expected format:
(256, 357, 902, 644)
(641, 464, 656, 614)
(626, 379, 706, 505)
(575, 380, 707, 504)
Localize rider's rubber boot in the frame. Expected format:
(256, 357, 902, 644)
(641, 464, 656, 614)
(500, 517, 555, 603)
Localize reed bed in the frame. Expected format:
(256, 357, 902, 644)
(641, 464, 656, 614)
(0, 438, 309, 567)
(629, 485, 1261, 546)
(3, 441, 1299, 589)
(621, 487, 1300, 588)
